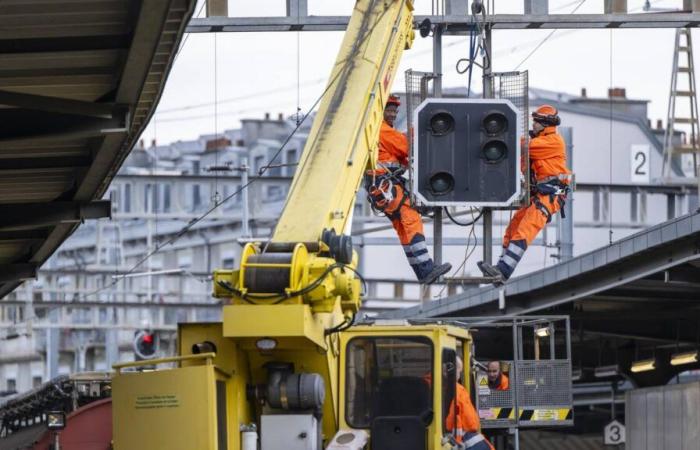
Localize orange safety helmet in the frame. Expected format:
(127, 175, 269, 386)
(386, 94, 401, 107)
(532, 104, 560, 126)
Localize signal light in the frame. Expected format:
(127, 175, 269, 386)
(133, 330, 158, 360)
(483, 112, 507, 135)
(429, 172, 455, 195)
(413, 99, 520, 207)
(429, 112, 454, 136)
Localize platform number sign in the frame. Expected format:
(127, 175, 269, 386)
(604, 420, 625, 445)
(630, 144, 650, 184)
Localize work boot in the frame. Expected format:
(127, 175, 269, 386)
(477, 261, 505, 286)
(420, 262, 452, 285)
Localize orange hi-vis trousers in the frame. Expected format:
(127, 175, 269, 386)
(498, 192, 562, 279)
(367, 178, 434, 280)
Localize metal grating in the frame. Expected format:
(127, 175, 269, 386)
(476, 361, 517, 428)
(517, 360, 572, 406)
(405, 69, 437, 200)
(487, 71, 530, 205)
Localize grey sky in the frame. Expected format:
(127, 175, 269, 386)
(142, 0, 693, 145)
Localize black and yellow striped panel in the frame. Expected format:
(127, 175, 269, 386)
(519, 408, 572, 421)
(481, 407, 516, 420)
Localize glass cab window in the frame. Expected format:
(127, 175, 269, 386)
(345, 337, 433, 428)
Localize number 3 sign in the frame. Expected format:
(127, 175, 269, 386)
(604, 420, 626, 445)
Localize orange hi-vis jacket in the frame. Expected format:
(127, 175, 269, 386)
(377, 120, 409, 169)
(528, 126, 569, 183)
(446, 384, 481, 443)
(491, 374, 509, 391)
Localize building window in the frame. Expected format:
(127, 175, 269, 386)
(631, 191, 638, 223)
(593, 190, 600, 222)
(33, 376, 42, 388)
(6, 379, 16, 392)
(192, 185, 201, 209)
(178, 250, 192, 270)
(285, 149, 297, 176)
(254, 155, 265, 174)
(163, 184, 171, 212)
(123, 183, 131, 213)
(267, 185, 283, 200)
(222, 257, 235, 269)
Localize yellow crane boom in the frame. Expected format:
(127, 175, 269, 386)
(274, 0, 414, 242)
(213, 0, 414, 316)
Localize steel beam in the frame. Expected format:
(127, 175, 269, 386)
(186, 13, 700, 33)
(0, 201, 111, 231)
(0, 264, 37, 282)
(0, 90, 118, 119)
(0, 155, 92, 172)
(0, 108, 128, 144)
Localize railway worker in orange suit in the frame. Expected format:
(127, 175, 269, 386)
(445, 356, 495, 450)
(478, 105, 570, 283)
(366, 94, 451, 284)
(486, 361, 510, 391)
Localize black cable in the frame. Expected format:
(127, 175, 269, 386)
(444, 207, 483, 226)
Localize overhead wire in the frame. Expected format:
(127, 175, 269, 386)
(21, 0, 399, 313)
(513, 0, 589, 70)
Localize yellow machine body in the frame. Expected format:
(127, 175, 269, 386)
(112, 322, 473, 450)
(109, 1, 481, 449)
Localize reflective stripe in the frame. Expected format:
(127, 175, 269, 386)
(502, 254, 519, 269)
(408, 253, 431, 264)
(455, 428, 466, 437)
(410, 241, 428, 252)
(464, 434, 485, 448)
(402, 245, 412, 252)
(507, 242, 525, 257)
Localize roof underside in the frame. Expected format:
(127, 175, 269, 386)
(0, 0, 196, 299)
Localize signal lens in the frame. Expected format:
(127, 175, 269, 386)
(483, 112, 507, 135)
(482, 140, 507, 163)
(429, 112, 455, 136)
(429, 172, 455, 195)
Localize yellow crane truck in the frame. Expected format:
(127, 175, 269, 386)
(112, 1, 477, 449)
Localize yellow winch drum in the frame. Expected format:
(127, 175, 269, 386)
(240, 242, 309, 294)
(244, 253, 294, 293)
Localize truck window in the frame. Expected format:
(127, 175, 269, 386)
(345, 336, 433, 428)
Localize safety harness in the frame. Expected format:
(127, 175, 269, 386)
(531, 174, 572, 223)
(366, 163, 409, 220)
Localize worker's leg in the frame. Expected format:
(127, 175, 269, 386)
(495, 194, 561, 279)
(398, 202, 435, 280)
(502, 205, 528, 250)
(384, 184, 450, 282)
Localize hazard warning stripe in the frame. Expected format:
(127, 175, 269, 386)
(497, 407, 514, 419)
(481, 408, 516, 420)
(518, 408, 572, 421)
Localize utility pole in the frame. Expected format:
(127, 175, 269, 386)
(482, 24, 494, 266)
(433, 23, 443, 266)
(238, 158, 251, 237)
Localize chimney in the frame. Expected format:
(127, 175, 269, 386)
(139, 139, 145, 148)
(264, 112, 270, 120)
(581, 87, 587, 98)
(151, 139, 156, 148)
(656, 119, 663, 130)
(608, 87, 626, 98)
(278, 113, 284, 121)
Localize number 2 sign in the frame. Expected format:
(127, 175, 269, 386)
(630, 145, 650, 183)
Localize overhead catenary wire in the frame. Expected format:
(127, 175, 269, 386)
(20, 0, 400, 314)
(513, 0, 588, 70)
